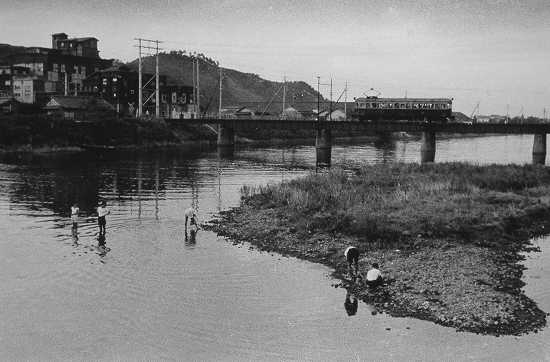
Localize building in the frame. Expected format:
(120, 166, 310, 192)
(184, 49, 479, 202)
(51, 33, 100, 58)
(82, 65, 195, 118)
(0, 33, 112, 104)
(44, 95, 114, 120)
(12, 76, 43, 104)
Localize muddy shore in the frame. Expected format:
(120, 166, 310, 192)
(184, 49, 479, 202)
(205, 163, 550, 335)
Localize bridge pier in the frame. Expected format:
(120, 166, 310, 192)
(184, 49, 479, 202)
(315, 127, 332, 166)
(420, 131, 436, 163)
(217, 124, 235, 157)
(532, 133, 546, 165)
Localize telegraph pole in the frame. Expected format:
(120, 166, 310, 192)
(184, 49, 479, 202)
(344, 81, 348, 121)
(317, 76, 320, 121)
(155, 41, 159, 117)
(196, 58, 200, 118)
(329, 78, 333, 121)
(282, 76, 286, 113)
(192, 57, 196, 117)
(218, 66, 223, 118)
(134, 38, 163, 118)
(138, 38, 142, 117)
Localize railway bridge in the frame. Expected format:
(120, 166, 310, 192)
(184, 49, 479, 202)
(167, 118, 550, 165)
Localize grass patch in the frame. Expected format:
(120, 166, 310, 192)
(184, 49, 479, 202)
(208, 162, 550, 335)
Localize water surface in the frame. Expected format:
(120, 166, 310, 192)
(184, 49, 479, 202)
(1, 134, 549, 361)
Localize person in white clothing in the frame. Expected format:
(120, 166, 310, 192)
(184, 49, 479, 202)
(184, 207, 199, 231)
(366, 262, 383, 288)
(70, 203, 80, 228)
(97, 201, 110, 235)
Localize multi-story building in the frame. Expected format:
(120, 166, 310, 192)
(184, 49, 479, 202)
(0, 33, 112, 104)
(83, 65, 195, 118)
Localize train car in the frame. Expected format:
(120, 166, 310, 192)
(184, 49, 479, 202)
(351, 96, 453, 122)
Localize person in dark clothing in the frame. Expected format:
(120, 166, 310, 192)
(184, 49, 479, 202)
(344, 246, 360, 277)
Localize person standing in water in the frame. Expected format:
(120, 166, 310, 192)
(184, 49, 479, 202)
(97, 201, 110, 235)
(184, 206, 199, 231)
(70, 203, 80, 229)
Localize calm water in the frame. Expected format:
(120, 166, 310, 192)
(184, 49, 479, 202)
(1, 134, 549, 361)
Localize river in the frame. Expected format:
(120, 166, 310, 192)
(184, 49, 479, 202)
(0, 134, 548, 361)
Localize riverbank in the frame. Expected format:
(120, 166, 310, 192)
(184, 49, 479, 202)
(205, 162, 550, 335)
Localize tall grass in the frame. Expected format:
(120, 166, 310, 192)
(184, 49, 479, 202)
(240, 163, 550, 247)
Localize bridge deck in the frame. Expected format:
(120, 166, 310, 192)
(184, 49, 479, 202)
(167, 118, 550, 134)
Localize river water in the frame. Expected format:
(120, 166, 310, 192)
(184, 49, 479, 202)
(0, 134, 549, 361)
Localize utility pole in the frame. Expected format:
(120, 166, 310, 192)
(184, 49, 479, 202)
(317, 76, 320, 121)
(329, 78, 333, 121)
(155, 41, 159, 118)
(64, 72, 68, 96)
(192, 57, 196, 117)
(218, 66, 223, 118)
(196, 58, 200, 118)
(344, 81, 348, 121)
(134, 38, 163, 118)
(138, 38, 142, 117)
(282, 76, 286, 113)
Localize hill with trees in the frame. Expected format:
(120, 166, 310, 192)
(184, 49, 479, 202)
(126, 51, 325, 115)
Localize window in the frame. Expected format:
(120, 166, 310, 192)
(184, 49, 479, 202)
(130, 89, 135, 95)
(61, 64, 66, 73)
(81, 66, 86, 75)
(172, 92, 177, 103)
(52, 63, 59, 72)
(162, 94, 167, 103)
(74, 65, 79, 74)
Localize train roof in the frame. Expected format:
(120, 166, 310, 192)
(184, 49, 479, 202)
(355, 97, 452, 102)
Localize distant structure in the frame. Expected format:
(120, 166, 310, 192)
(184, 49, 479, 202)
(0, 33, 113, 105)
(82, 64, 195, 117)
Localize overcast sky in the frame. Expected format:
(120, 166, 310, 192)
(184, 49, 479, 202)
(2, 0, 549, 115)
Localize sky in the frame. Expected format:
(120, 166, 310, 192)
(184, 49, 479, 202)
(1, 0, 549, 115)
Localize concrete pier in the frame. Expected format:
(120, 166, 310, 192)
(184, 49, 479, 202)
(217, 124, 235, 158)
(532, 133, 546, 165)
(315, 127, 332, 166)
(420, 131, 436, 163)
(217, 124, 235, 147)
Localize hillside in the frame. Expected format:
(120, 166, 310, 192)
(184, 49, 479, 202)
(126, 52, 325, 115)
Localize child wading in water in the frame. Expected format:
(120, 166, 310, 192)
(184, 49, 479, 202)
(97, 201, 110, 235)
(70, 203, 80, 228)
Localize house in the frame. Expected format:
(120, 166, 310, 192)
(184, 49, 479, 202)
(234, 107, 257, 119)
(83, 65, 194, 118)
(44, 95, 114, 120)
(328, 109, 346, 121)
(281, 106, 302, 120)
(0, 98, 21, 113)
(12, 76, 44, 104)
(0, 33, 113, 104)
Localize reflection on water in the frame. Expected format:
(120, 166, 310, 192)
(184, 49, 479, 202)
(0, 135, 549, 361)
(344, 291, 358, 317)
